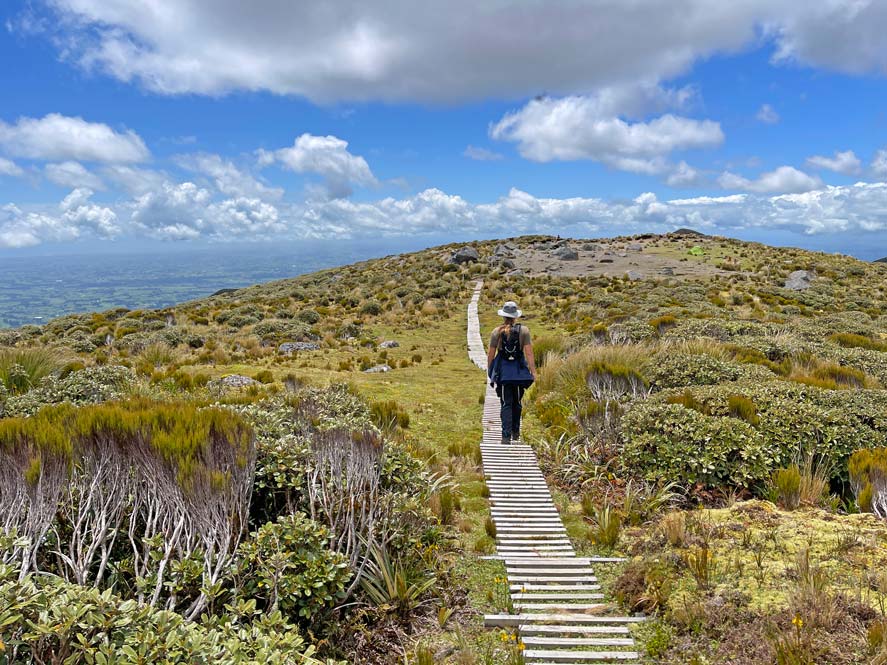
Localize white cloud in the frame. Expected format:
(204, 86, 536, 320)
(7, 178, 887, 247)
(101, 165, 169, 195)
(756, 103, 780, 124)
(0, 113, 149, 163)
(176, 153, 283, 200)
(263, 134, 376, 198)
(45, 161, 106, 189)
(0, 157, 23, 177)
(666, 161, 704, 187)
(871, 149, 887, 178)
(718, 165, 822, 193)
(0, 190, 118, 248)
(464, 145, 504, 161)
(769, 1, 887, 76)
(806, 149, 861, 175)
(490, 94, 723, 170)
(27, 2, 887, 103)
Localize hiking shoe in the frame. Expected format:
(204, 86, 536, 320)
(501, 436, 511, 445)
(511, 433, 521, 444)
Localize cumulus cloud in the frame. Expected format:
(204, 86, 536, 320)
(176, 153, 283, 200)
(756, 103, 780, 124)
(262, 134, 376, 198)
(45, 161, 106, 189)
(490, 94, 723, 171)
(0, 189, 118, 248)
(0, 157, 23, 177)
(464, 145, 504, 161)
(7, 178, 887, 247)
(871, 149, 887, 178)
(0, 113, 149, 163)
(666, 161, 705, 187)
(718, 165, 822, 193)
(769, 0, 887, 75)
(101, 165, 169, 195)
(806, 150, 861, 175)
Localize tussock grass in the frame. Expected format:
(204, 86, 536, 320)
(0, 347, 66, 394)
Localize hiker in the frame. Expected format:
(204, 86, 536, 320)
(487, 301, 536, 445)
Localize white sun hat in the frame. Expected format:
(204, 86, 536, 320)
(497, 301, 522, 318)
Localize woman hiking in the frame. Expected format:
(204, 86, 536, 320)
(487, 300, 536, 445)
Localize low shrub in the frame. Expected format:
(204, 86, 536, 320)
(770, 466, 802, 510)
(237, 512, 350, 621)
(829, 332, 887, 352)
(0, 570, 323, 664)
(370, 399, 410, 431)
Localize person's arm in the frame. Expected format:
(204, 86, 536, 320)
(487, 327, 498, 371)
(524, 343, 536, 379)
(522, 326, 536, 378)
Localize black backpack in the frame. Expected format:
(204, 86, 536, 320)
(491, 324, 534, 387)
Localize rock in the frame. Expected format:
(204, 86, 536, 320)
(279, 342, 321, 354)
(494, 244, 513, 256)
(363, 364, 392, 373)
(661, 267, 675, 276)
(499, 258, 516, 269)
(626, 270, 643, 281)
(581, 243, 599, 252)
(599, 258, 614, 264)
(220, 374, 257, 388)
(628, 243, 643, 251)
(505, 269, 525, 277)
(504, 242, 517, 250)
(784, 270, 816, 290)
(380, 340, 399, 348)
(617, 251, 628, 258)
(552, 246, 579, 261)
(450, 246, 480, 264)
(210, 288, 239, 297)
(670, 228, 707, 237)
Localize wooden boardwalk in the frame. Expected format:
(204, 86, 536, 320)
(468, 281, 641, 664)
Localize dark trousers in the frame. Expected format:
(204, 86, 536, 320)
(496, 383, 525, 438)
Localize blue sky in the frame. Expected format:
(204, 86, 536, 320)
(1, 1, 887, 257)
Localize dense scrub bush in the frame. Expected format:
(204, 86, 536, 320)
(829, 332, 887, 352)
(297, 309, 321, 324)
(238, 513, 350, 620)
(0, 567, 328, 664)
(2, 365, 134, 417)
(253, 319, 314, 342)
(643, 352, 741, 389)
(0, 400, 255, 619)
(622, 401, 766, 487)
(622, 383, 887, 487)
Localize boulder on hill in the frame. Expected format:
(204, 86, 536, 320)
(211, 288, 239, 297)
(220, 374, 257, 388)
(628, 243, 644, 251)
(380, 340, 399, 348)
(552, 246, 579, 261)
(363, 364, 392, 373)
(279, 342, 320, 355)
(626, 270, 643, 281)
(581, 243, 599, 252)
(784, 270, 816, 290)
(494, 244, 513, 256)
(450, 246, 479, 264)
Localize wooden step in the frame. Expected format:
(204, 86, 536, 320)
(485, 614, 645, 626)
(519, 624, 629, 635)
(522, 636, 635, 647)
(523, 648, 639, 662)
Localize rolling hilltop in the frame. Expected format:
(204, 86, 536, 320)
(2, 232, 887, 664)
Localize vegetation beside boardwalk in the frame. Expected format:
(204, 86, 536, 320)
(2, 232, 887, 663)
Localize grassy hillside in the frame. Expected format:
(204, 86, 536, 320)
(2, 232, 887, 664)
